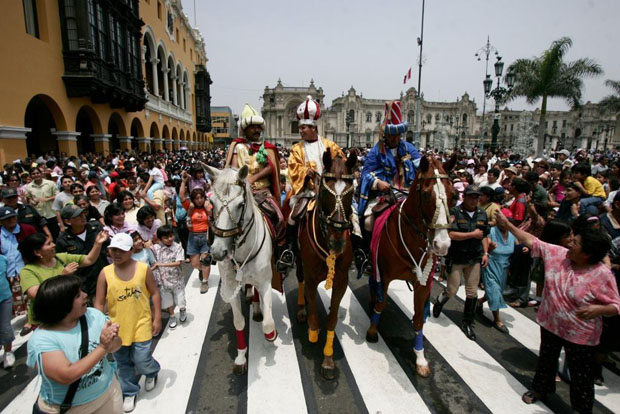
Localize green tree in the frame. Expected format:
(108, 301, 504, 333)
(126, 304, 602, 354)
(599, 80, 620, 115)
(507, 37, 602, 156)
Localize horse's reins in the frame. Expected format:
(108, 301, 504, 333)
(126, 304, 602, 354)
(211, 181, 265, 275)
(383, 168, 450, 285)
(307, 172, 356, 258)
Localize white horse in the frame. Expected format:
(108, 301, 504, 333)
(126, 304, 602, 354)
(206, 165, 277, 374)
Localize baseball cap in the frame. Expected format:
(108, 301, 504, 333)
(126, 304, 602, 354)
(558, 149, 570, 157)
(1, 188, 18, 198)
(109, 233, 133, 251)
(60, 204, 84, 220)
(0, 206, 17, 220)
(109, 171, 119, 179)
(464, 185, 481, 196)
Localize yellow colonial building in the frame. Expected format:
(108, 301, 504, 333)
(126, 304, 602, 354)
(0, 0, 213, 165)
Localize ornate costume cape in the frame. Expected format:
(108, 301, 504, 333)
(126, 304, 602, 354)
(225, 138, 281, 207)
(288, 137, 344, 196)
(358, 139, 421, 216)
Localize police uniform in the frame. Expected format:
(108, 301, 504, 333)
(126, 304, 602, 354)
(433, 185, 489, 340)
(55, 221, 109, 297)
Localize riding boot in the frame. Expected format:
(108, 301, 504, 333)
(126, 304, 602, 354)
(351, 234, 366, 270)
(276, 222, 298, 272)
(432, 290, 450, 318)
(360, 229, 373, 277)
(461, 297, 477, 341)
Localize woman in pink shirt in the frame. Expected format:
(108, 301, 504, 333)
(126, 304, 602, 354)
(495, 211, 620, 413)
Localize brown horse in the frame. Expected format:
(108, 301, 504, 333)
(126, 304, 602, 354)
(365, 155, 454, 377)
(295, 149, 357, 380)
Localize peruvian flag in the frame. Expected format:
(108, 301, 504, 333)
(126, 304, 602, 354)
(403, 67, 412, 84)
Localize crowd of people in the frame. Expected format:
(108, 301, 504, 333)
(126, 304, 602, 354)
(0, 98, 618, 413)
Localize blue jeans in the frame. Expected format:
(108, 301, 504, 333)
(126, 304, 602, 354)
(579, 196, 604, 215)
(147, 182, 164, 200)
(187, 232, 210, 256)
(114, 340, 160, 397)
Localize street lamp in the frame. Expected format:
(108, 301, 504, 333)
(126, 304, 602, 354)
(475, 36, 498, 154)
(345, 111, 353, 148)
(484, 56, 515, 152)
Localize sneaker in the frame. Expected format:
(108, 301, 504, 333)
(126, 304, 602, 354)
(123, 395, 136, 413)
(200, 282, 209, 294)
(168, 316, 177, 329)
(145, 375, 157, 391)
(179, 308, 187, 323)
(3, 351, 15, 369)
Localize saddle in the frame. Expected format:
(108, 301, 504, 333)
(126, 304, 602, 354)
(371, 191, 399, 216)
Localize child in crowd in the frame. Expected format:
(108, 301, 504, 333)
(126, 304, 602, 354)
(571, 163, 606, 215)
(0, 254, 15, 369)
(151, 226, 186, 329)
(131, 231, 156, 267)
(95, 233, 161, 413)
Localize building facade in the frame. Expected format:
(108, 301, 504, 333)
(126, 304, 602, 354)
(0, 0, 212, 165)
(260, 81, 478, 150)
(476, 102, 619, 153)
(210, 106, 238, 145)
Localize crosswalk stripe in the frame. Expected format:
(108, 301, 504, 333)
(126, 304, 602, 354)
(248, 289, 307, 414)
(133, 269, 220, 413)
(317, 282, 430, 414)
(448, 279, 620, 411)
(387, 280, 551, 413)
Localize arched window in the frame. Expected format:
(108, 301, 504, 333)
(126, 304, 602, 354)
(435, 113, 440, 121)
(375, 112, 381, 122)
(347, 109, 355, 122)
(462, 113, 468, 125)
(366, 112, 372, 122)
(426, 113, 432, 124)
(407, 111, 414, 123)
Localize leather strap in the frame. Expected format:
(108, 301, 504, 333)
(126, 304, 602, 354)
(60, 315, 89, 413)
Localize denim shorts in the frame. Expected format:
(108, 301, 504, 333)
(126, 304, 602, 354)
(187, 232, 210, 256)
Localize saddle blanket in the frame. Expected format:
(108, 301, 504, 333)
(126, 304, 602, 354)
(370, 201, 402, 282)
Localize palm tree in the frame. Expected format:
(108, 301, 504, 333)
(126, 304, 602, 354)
(599, 80, 620, 115)
(507, 37, 602, 156)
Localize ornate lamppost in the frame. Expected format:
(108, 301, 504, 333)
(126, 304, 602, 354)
(345, 111, 353, 149)
(475, 36, 498, 154)
(483, 56, 516, 152)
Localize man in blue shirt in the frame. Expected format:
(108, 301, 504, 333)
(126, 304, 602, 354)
(356, 101, 421, 275)
(0, 207, 36, 280)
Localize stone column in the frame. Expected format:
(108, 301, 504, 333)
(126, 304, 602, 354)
(53, 131, 81, 157)
(91, 134, 111, 155)
(171, 74, 178, 106)
(179, 80, 185, 110)
(153, 138, 163, 151)
(137, 137, 152, 152)
(150, 58, 160, 97)
(551, 136, 559, 151)
(581, 137, 588, 149)
(118, 136, 133, 151)
(162, 68, 170, 102)
(0, 126, 30, 165)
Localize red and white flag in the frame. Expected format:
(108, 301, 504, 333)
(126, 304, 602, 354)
(403, 67, 412, 84)
(407, 67, 412, 80)
(403, 75, 407, 84)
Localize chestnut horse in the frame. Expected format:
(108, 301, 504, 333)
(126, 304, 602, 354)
(296, 150, 357, 380)
(366, 155, 454, 377)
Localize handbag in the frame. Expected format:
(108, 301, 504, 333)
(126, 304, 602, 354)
(33, 315, 89, 414)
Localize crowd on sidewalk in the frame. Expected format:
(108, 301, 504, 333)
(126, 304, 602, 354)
(0, 143, 619, 413)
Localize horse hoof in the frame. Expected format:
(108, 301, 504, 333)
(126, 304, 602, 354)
(297, 309, 307, 324)
(253, 312, 263, 322)
(265, 330, 278, 342)
(320, 365, 336, 380)
(233, 362, 247, 375)
(416, 364, 431, 378)
(366, 331, 378, 343)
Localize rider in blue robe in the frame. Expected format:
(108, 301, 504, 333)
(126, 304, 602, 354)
(354, 101, 422, 277)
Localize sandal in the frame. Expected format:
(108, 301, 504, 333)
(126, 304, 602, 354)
(493, 322, 509, 334)
(509, 300, 527, 308)
(522, 390, 543, 404)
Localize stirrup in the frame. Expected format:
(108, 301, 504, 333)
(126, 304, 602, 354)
(361, 258, 372, 277)
(276, 249, 295, 272)
(354, 248, 366, 268)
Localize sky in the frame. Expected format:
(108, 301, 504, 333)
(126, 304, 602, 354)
(181, 0, 619, 116)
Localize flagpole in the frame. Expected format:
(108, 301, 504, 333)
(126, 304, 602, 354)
(414, 0, 425, 148)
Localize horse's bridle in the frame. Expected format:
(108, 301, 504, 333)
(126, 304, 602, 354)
(318, 172, 356, 232)
(210, 180, 254, 250)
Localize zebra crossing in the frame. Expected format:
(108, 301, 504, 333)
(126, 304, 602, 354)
(1, 266, 618, 414)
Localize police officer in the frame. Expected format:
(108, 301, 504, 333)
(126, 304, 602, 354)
(433, 184, 490, 340)
(1, 188, 52, 239)
(55, 205, 109, 300)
